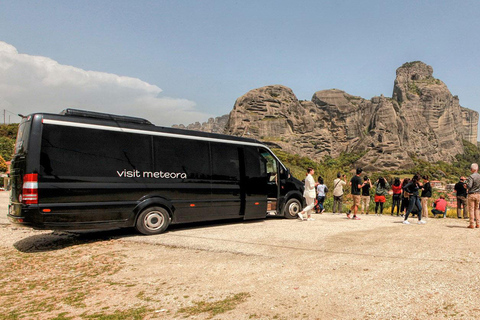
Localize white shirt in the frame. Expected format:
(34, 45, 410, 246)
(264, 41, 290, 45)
(333, 178, 346, 197)
(304, 174, 316, 199)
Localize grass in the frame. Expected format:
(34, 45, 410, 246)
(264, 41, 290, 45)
(177, 292, 250, 318)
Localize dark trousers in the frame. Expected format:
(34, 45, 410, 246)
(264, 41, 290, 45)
(432, 208, 446, 218)
(391, 194, 401, 215)
(333, 195, 343, 213)
(375, 202, 384, 214)
(315, 196, 325, 212)
(405, 196, 422, 220)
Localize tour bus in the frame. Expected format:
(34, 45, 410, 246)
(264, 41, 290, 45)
(8, 109, 304, 235)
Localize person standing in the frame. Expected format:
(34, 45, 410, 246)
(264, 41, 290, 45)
(466, 163, 480, 229)
(391, 177, 402, 216)
(298, 167, 316, 221)
(348, 168, 363, 220)
(332, 173, 347, 214)
(420, 175, 432, 221)
(403, 174, 424, 224)
(454, 176, 468, 219)
(316, 176, 328, 214)
(360, 175, 372, 215)
(374, 177, 390, 216)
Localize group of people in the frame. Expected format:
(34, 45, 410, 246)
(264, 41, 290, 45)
(297, 163, 480, 229)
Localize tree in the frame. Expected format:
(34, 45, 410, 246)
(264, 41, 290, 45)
(0, 155, 7, 172)
(0, 137, 14, 161)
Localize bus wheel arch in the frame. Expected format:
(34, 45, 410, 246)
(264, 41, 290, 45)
(135, 206, 171, 235)
(283, 197, 302, 219)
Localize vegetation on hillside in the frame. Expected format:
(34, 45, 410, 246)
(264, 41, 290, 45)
(0, 124, 17, 163)
(274, 140, 480, 213)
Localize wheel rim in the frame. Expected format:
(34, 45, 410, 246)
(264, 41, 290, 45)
(288, 201, 300, 217)
(143, 211, 165, 231)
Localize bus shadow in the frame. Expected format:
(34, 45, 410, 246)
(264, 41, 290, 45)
(13, 229, 135, 253)
(13, 218, 272, 253)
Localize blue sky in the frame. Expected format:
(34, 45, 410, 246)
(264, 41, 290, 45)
(0, 0, 479, 127)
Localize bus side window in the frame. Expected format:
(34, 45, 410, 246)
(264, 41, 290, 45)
(211, 143, 240, 181)
(260, 150, 278, 183)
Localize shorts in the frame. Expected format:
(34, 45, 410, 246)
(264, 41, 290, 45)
(374, 195, 386, 203)
(352, 194, 361, 206)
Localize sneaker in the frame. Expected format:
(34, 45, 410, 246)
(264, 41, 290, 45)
(320, 209, 325, 214)
(402, 220, 410, 225)
(298, 213, 304, 221)
(418, 220, 426, 224)
(353, 216, 361, 220)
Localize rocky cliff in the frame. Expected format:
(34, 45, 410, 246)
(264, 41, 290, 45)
(224, 61, 478, 170)
(172, 114, 229, 134)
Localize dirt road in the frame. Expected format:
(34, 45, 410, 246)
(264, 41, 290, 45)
(2, 191, 480, 319)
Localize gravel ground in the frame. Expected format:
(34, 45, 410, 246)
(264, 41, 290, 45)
(2, 191, 480, 319)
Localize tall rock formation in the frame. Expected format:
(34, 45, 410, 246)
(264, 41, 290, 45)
(225, 61, 478, 170)
(172, 115, 229, 134)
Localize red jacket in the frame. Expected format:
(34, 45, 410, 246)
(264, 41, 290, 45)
(434, 198, 447, 212)
(392, 185, 402, 195)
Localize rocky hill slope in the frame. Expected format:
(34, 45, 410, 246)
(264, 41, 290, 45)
(176, 61, 478, 171)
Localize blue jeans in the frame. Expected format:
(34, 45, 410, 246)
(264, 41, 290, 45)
(405, 196, 422, 220)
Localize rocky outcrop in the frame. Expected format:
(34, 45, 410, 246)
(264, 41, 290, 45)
(173, 114, 229, 134)
(224, 61, 478, 171)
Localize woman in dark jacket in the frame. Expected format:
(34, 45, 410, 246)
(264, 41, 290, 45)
(403, 174, 425, 224)
(400, 178, 410, 217)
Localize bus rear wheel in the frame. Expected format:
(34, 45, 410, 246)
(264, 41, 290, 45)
(135, 206, 171, 235)
(284, 198, 302, 219)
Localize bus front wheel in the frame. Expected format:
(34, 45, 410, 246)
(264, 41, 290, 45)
(135, 206, 171, 235)
(284, 198, 302, 219)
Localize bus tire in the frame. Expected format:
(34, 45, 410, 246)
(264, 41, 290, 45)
(135, 206, 171, 235)
(284, 198, 302, 219)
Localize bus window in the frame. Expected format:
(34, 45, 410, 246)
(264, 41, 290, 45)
(260, 150, 278, 182)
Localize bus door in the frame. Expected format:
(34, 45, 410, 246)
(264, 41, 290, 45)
(259, 150, 280, 214)
(241, 147, 269, 220)
(210, 143, 243, 219)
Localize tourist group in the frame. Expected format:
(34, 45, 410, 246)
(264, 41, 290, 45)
(297, 163, 480, 229)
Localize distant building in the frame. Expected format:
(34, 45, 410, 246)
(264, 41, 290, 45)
(431, 180, 444, 190)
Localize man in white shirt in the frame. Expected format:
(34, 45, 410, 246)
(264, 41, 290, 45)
(332, 173, 347, 214)
(298, 167, 316, 221)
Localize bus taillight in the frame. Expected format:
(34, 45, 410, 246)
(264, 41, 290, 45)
(22, 173, 38, 204)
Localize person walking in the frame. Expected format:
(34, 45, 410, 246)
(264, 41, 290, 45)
(420, 175, 432, 221)
(360, 175, 372, 215)
(466, 163, 480, 229)
(454, 176, 468, 219)
(348, 168, 363, 220)
(332, 173, 347, 214)
(316, 176, 328, 214)
(374, 177, 390, 216)
(391, 177, 402, 216)
(400, 178, 410, 217)
(298, 167, 316, 221)
(402, 174, 424, 224)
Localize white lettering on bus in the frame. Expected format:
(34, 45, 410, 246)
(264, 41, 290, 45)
(116, 170, 187, 179)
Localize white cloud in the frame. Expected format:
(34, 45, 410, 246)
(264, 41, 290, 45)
(0, 41, 211, 125)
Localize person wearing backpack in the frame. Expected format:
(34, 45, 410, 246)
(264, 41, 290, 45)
(374, 177, 390, 216)
(316, 176, 328, 214)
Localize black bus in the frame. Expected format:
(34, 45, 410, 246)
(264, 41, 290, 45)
(8, 109, 304, 234)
